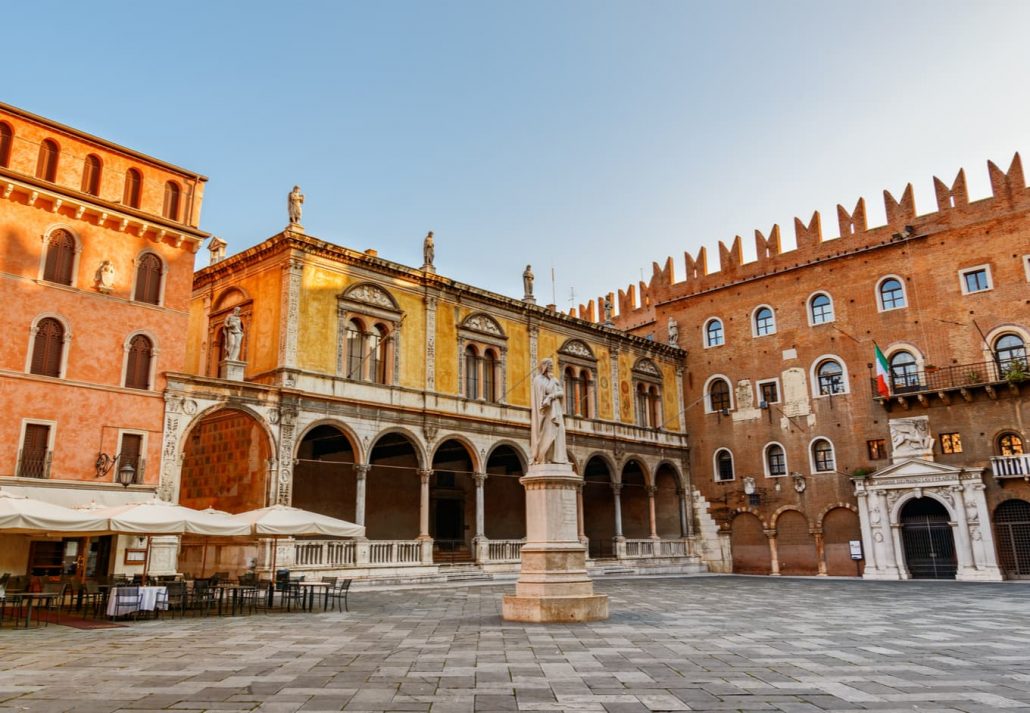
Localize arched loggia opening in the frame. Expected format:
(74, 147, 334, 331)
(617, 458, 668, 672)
(292, 425, 357, 522)
(620, 460, 650, 539)
(654, 464, 682, 539)
(430, 439, 475, 563)
(178, 408, 273, 577)
(484, 445, 526, 541)
(583, 456, 616, 558)
(367, 433, 421, 540)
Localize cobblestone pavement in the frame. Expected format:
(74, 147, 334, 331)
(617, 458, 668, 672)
(1, 576, 1029, 713)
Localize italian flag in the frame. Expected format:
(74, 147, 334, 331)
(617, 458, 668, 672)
(874, 344, 890, 398)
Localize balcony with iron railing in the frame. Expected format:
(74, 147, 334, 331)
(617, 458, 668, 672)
(15, 449, 52, 479)
(871, 358, 1028, 409)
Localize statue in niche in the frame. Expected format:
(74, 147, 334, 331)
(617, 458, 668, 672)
(530, 358, 568, 465)
(223, 307, 244, 361)
(288, 186, 304, 226)
(423, 231, 435, 268)
(523, 264, 534, 300)
(94, 260, 116, 293)
(667, 317, 679, 346)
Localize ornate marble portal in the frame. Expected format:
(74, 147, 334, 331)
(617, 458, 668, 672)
(855, 417, 1002, 581)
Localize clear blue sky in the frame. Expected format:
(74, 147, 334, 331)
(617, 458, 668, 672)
(6, 1, 1029, 311)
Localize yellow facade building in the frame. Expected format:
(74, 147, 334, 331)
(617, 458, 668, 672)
(163, 228, 701, 579)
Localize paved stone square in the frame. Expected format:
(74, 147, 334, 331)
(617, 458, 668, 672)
(1, 576, 1029, 713)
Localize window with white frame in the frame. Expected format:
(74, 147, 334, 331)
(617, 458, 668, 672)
(815, 358, 846, 395)
(17, 420, 55, 479)
(704, 318, 724, 347)
(888, 350, 921, 392)
(337, 282, 403, 386)
(809, 293, 834, 325)
(757, 378, 780, 405)
(753, 306, 776, 337)
(714, 448, 734, 481)
(877, 276, 906, 311)
(995, 333, 1028, 372)
(811, 438, 835, 473)
(765, 443, 787, 476)
(707, 376, 732, 412)
(959, 265, 992, 294)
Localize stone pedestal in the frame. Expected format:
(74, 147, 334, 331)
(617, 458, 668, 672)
(219, 358, 245, 381)
(502, 463, 609, 623)
(147, 535, 180, 576)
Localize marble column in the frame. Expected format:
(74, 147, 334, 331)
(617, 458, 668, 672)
(473, 472, 488, 562)
(611, 483, 624, 539)
(676, 488, 689, 538)
(766, 530, 780, 575)
(950, 486, 975, 576)
(646, 485, 659, 539)
(576, 482, 587, 546)
(814, 531, 827, 576)
(354, 464, 370, 527)
(417, 469, 432, 539)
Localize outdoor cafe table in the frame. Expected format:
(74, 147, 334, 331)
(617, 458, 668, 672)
(213, 584, 256, 616)
(106, 585, 167, 617)
(295, 581, 330, 611)
(10, 592, 58, 628)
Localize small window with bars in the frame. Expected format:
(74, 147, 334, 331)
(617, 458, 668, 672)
(18, 423, 52, 479)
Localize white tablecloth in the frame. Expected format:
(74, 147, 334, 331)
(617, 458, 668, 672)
(106, 586, 167, 616)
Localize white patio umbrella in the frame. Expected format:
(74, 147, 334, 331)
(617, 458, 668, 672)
(0, 490, 108, 534)
(231, 504, 364, 578)
(90, 497, 252, 537)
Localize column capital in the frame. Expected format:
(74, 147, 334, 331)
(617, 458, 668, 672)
(763, 529, 777, 538)
(610, 482, 623, 495)
(418, 468, 433, 484)
(354, 463, 371, 477)
(473, 472, 488, 485)
(646, 485, 658, 496)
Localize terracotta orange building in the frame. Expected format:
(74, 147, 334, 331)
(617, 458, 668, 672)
(0, 102, 207, 578)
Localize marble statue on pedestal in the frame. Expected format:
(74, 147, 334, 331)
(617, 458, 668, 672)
(288, 186, 304, 226)
(223, 307, 244, 361)
(667, 317, 679, 346)
(523, 264, 534, 301)
(530, 359, 567, 465)
(423, 231, 435, 269)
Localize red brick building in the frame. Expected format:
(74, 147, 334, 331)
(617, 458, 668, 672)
(0, 102, 207, 578)
(602, 155, 1030, 579)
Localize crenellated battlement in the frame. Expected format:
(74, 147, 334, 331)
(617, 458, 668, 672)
(578, 153, 1028, 330)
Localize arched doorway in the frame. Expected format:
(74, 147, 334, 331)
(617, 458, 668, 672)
(731, 513, 770, 574)
(583, 456, 616, 558)
(822, 507, 863, 576)
(484, 445, 526, 540)
(994, 499, 1030, 579)
(620, 460, 649, 539)
(367, 433, 421, 540)
(431, 439, 475, 563)
(900, 498, 957, 579)
(292, 424, 357, 522)
(654, 464, 681, 539)
(776, 510, 818, 575)
(178, 408, 272, 577)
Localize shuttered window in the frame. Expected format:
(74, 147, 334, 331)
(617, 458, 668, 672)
(30, 318, 64, 377)
(19, 424, 51, 478)
(134, 253, 162, 304)
(123, 168, 142, 208)
(124, 334, 153, 390)
(36, 139, 59, 181)
(163, 181, 181, 220)
(43, 230, 75, 285)
(81, 154, 102, 195)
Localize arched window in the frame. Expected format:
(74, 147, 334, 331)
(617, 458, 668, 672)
(43, 229, 76, 285)
(367, 326, 382, 384)
(163, 181, 181, 220)
(811, 438, 835, 473)
(635, 383, 649, 427)
(124, 334, 153, 390)
(123, 168, 142, 208)
(30, 318, 65, 377)
(809, 293, 834, 325)
(816, 359, 845, 395)
(714, 449, 734, 482)
(878, 277, 906, 310)
(754, 306, 776, 336)
(579, 369, 592, 417)
(134, 253, 163, 305)
(0, 122, 12, 168)
(464, 344, 479, 398)
(482, 349, 497, 402)
(995, 334, 1027, 371)
(889, 350, 920, 391)
(373, 324, 389, 384)
(345, 318, 364, 379)
(648, 385, 662, 429)
(765, 443, 786, 476)
(708, 377, 731, 412)
(81, 154, 102, 196)
(564, 367, 577, 411)
(705, 318, 724, 347)
(36, 139, 59, 182)
(998, 432, 1025, 457)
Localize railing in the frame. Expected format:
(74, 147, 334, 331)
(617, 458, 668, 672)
(870, 358, 1027, 398)
(369, 540, 422, 564)
(487, 539, 524, 562)
(624, 539, 655, 558)
(16, 449, 52, 479)
(294, 540, 356, 567)
(992, 454, 1030, 478)
(657, 540, 688, 557)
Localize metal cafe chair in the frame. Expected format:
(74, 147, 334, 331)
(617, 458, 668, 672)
(327, 579, 352, 612)
(110, 585, 142, 621)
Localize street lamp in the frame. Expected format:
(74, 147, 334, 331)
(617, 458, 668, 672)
(117, 462, 136, 488)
